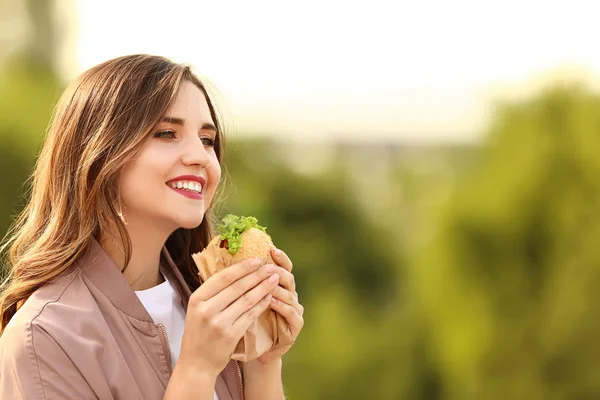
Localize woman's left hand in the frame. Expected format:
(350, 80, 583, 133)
(255, 247, 304, 365)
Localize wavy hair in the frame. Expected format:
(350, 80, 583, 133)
(0, 54, 225, 333)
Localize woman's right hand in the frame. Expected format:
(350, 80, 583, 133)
(176, 257, 280, 380)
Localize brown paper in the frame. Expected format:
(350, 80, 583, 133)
(191, 238, 294, 362)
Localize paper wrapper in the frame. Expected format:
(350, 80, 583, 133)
(191, 238, 294, 362)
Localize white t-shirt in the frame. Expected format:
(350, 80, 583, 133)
(135, 276, 220, 400)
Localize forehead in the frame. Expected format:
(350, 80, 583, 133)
(165, 80, 214, 125)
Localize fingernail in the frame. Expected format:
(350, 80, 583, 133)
(268, 274, 279, 283)
(270, 297, 277, 305)
(274, 248, 282, 256)
(265, 294, 272, 301)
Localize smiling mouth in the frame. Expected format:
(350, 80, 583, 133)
(167, 181, 203, 194)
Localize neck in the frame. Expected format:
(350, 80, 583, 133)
(99, 216, 172, 291)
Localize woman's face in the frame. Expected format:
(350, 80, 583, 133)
(118, 80, 221, 232)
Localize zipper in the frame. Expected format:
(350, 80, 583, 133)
(235, 360, 245, 399)
(158, 323, 244, 400)
(159, 323, 242, 398)
(157, 323, 173, 372)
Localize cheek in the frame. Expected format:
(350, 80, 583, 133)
(118, 152, 168, 207)
(118, 171, 141, 210)
(205, 158, 221, 198)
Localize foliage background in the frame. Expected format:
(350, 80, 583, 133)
(2, 1, 598, 399)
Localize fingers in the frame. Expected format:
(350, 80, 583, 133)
(231, 277, 280, 332)
(267, 264, 295, 293)
(231, 294, 273, 337)
(225, 273, 280, 325)
(194, 257, 263, 301)
(210, 264, 278, 312)
(270, 296, 304, 339)
(271, 248, 293, 272)
(270, 286, 302, 316)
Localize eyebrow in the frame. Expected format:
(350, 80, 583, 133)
(161, 116, 217, 132)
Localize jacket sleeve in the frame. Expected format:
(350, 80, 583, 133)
(0, 319, 97, 400)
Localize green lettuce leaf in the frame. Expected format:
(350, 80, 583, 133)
(216, 214, 269, 255)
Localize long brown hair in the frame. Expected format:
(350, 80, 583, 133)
(0, 55, 225, 333)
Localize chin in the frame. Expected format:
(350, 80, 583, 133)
(176, 215, 205, 230)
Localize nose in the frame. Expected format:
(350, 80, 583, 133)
(181, 136, 210, 168)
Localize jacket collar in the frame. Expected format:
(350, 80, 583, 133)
(77, 238, 192, 322)
(75, 239, 241, 399)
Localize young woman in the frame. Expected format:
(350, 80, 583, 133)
(0, 54, 304, 400)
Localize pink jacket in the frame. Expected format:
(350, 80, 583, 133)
(0, 239, 244, 399)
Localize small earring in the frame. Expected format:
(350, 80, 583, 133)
(117, 196, 128, 225)
(117, 210, 127, 225)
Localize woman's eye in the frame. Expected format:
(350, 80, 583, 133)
(201, 137, 216, 147)
(153, 130, 176, 139)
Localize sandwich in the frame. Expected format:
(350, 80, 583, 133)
(191, 214, 293, 361)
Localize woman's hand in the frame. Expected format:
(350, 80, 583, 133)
(240, 248, 304, 400)
(176, 257, 281, 379)
(255, 248, 304, 365)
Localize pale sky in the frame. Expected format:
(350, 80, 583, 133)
(73, 0, 600, 143)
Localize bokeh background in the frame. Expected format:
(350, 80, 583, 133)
(3, 1, 600, 399)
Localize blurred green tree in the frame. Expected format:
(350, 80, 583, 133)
(0, 58, 62, 237)
(0, 0, 63, 242)
(412, 84, 600, 399)
(217, 139, 435, 399)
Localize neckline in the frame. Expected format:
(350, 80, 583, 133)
(134, 273, 171, 294)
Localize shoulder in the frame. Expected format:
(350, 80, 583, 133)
(0, 268, 85, 398)
(0, 267, 102, 399)
(1, 265, 92, 353)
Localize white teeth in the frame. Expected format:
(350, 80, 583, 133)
(169, 181, 203, 194)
